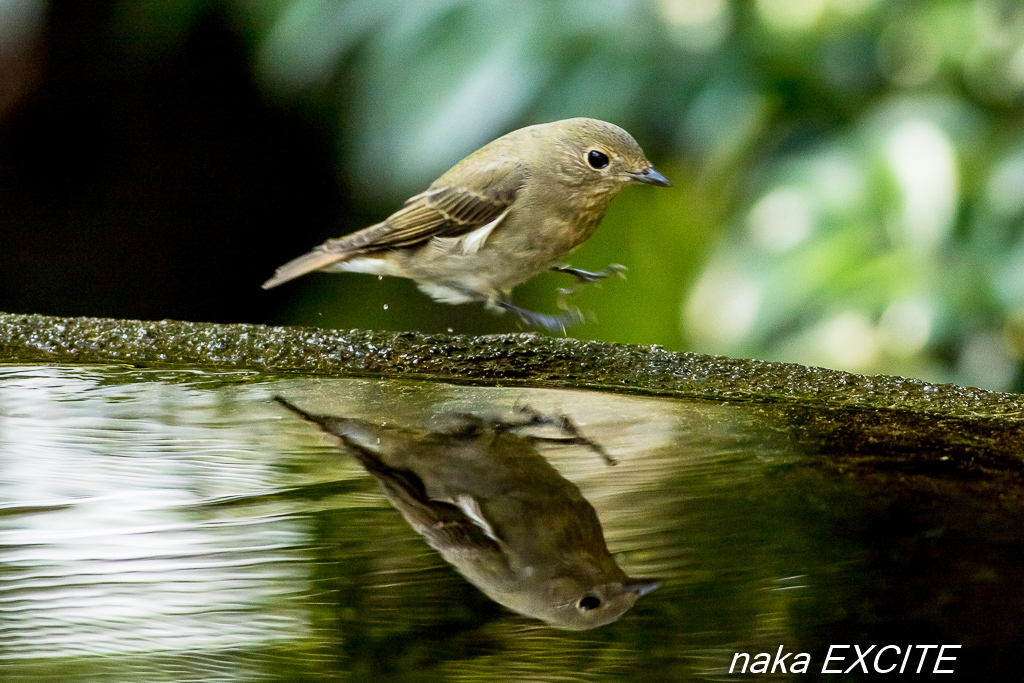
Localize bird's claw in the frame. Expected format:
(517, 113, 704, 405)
(509, 406, 617, 466)
(556, 288, 600, 315)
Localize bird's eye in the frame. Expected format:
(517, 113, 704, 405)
(577, 595, 602, 611)
(587, 150, 610, 169)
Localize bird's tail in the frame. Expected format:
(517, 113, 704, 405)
(261, 247, 350, 289)
(261, 221, 394, 289)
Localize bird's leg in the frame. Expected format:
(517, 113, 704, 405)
(551, 264, 627, 310)
(433, 282, 584, 331)
(550, 263, 628, 285)
(499, 406, 617, 466)
(493, 296, 585, 332)
(433, 405, 616, 465)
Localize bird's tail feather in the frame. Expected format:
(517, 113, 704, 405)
(261, 248, 351, 289)
(262, 221, 395, 289)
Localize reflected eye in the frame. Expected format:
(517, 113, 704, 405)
(577, 595, 602, 611)
(587, 150, 609, 169)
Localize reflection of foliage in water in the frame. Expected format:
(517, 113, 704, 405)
(103, 0, 1024, 389)
(3, 367, 1024, 678)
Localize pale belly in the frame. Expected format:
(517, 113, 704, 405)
(326, 207, 604, 304)
(404, 220, 591, 303)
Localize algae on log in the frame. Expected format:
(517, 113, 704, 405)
(1, 312, 1023, 475)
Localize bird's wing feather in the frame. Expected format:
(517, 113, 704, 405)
(261, 160, 527, 289)
(350, 444, 505, 554)
(341, 161, 526, 251)
(271, 397, 504, 553)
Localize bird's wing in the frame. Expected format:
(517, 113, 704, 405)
(350, 444, 505, 555)
(336, 161, 527, 252)
(261, 161, 526, 289)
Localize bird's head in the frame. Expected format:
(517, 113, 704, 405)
(546, 117, 670, 191)
(516, 573, 662, 630)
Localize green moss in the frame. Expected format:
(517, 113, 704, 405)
(3, 311, 1023, 474)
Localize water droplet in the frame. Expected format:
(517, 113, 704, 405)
(383, 304, 389, 310)
(378, 276, 383, 281)
(447, 328, 453, 333)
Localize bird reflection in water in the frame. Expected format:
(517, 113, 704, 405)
(275, 398, 660, 630)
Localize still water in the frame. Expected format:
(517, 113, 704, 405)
(0, 365, 1019, 680)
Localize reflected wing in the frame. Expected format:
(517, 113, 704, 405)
(275, 396, 504, 552)
(348, 442, 505, 555)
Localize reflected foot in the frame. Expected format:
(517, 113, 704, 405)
(503, 406, 617, 466)
(432, 406, 615, 465)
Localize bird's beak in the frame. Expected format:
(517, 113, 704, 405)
(623, 577, 662, 597)
(630, 166, 671, 187)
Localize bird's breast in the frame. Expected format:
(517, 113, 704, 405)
(394, 182, 618, 298)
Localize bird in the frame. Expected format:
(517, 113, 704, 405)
(274, 397, 661, 630)
(262, 117, 669, 330)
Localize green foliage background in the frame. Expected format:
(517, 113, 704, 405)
(116, 0, 1024, 391)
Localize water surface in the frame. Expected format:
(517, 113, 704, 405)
(0, 365, 1019, 680)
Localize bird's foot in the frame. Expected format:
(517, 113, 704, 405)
(552, 264, 627, 309)
(504, 406, 617, 466)
(495, 298, 585, 332)
(551, 263, 627, 285)
(437, 405, 615, 465)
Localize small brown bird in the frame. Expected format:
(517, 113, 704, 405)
(262, 117, 669, 329)
(275, 398, 660, 630)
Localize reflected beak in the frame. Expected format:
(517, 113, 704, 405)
(631, 167, 671, 187)
(623, 577, 662, 597)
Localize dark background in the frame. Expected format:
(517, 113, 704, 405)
(0, 2, 341, 325)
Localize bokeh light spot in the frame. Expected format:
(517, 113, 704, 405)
(818, 311, 878, 371)
(883, 118, 958, 250)
(878, 298, 933, 357)
(756, 0, 826, 30)
(747, 187, 814, 253)
(685, 263, 762, 347)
